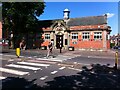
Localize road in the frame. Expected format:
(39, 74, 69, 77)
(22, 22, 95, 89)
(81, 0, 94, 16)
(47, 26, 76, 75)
(0, 49, 119, 89)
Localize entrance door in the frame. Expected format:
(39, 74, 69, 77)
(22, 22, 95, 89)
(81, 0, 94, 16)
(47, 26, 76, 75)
(56, 35, 63, 49)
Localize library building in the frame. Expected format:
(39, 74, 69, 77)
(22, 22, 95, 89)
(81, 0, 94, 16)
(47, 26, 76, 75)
(39, 9, 111, 50)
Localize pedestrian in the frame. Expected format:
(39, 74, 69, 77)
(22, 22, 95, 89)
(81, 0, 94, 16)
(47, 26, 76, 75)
(20, 40, 26, 50)
(46, 41, 53, 58)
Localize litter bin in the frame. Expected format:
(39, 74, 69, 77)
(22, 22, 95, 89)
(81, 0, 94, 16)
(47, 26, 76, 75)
(41, 46, 47, 50)
(68, 46, 74, 51)
(16, 48, 20, 58)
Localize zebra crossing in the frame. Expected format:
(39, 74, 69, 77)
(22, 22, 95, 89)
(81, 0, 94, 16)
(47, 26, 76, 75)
(0, 59, 52, 80)
(0, 54, 79, 81)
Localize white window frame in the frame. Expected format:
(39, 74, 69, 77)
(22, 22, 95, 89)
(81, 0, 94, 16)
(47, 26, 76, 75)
(72, 33, 78, 40)
(45, 34, 50, 39)
(94, 32, 102, 40)
(82, 32, 90, 40)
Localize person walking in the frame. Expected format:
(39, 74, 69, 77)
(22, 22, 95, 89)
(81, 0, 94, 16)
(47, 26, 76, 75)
(46, 42, 53, 58)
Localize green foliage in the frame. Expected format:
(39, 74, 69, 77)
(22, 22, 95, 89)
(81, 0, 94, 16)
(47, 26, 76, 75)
(110, 43, 115, 48)
(2, 2, 45, 33)
(0, 2, 1, 21)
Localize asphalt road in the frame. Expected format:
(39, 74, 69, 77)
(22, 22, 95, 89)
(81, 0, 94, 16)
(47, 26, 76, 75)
(0, 49, 119, 89)
(66, 55, 115, 67)
(1, 54, 79, 88)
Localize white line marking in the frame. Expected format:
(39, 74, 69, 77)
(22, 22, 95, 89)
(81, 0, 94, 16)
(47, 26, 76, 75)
(0, 67, 29, 75)
(0, 76, 6, 80)
(2, 54, 24, 57)
(36, 58, 63, 62)
(28, 57, 32, 58)
(59, 67, 66, 70)
(51, 71, 58, 74)
(0, 54, 3, 55)
(28, 60, 56, 64)
(40, 76, 48, 80)
(68, 67, 82, 71)
(8, 59, 14, 61)
(17, 62, 50, 67)
(6, 64, 41, 71)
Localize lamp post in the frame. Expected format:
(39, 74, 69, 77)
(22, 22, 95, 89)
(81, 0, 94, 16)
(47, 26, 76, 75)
(60, 36, 62, 53)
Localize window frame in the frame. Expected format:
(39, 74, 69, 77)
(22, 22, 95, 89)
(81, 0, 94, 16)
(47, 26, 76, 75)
(45, 34, 50, 40)
(94, 32, 102, 40)
(72, 33, 78, 40)
(82, 32, 90, 40)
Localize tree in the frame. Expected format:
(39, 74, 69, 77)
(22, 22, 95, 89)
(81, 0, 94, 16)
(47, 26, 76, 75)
(2, 2, 45, 48)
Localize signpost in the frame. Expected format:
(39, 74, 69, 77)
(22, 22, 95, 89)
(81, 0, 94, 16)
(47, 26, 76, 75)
(60, 37, 62, 53)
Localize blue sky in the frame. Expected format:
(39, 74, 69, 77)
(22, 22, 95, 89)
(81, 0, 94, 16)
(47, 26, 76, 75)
(36, 2, 118, 36)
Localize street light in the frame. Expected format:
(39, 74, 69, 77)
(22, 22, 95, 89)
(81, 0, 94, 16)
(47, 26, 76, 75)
(60, 36, 62, 53)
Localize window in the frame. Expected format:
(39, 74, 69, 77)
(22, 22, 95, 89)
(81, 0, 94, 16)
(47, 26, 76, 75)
(82, 32, 90, 40)
(72, 42, 77, 44)
(94, 32, 102, 40)
(72, 33, 78, 40)
(45, 34, 50, 39)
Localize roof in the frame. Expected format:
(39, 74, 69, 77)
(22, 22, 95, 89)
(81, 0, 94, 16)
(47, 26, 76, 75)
(67, 16, 107, 26)
(38, 19, 61, 28)
(38, 15, 107, 30)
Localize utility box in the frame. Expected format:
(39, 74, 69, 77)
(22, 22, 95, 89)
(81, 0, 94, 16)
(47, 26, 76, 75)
(68, 46, 74, 51)
(41, 46, 47, 50)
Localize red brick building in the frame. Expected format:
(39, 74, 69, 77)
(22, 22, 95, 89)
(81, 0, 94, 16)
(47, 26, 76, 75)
(39, 9, 111, 50)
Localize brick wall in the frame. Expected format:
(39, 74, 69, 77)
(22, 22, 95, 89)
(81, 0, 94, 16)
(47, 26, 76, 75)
(70, 40, 103, 49)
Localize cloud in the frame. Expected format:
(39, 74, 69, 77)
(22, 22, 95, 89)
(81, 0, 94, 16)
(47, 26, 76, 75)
(104, 13, 115, 18)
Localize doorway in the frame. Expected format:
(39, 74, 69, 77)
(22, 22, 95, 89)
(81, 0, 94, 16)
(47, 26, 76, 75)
(56, 35, 63, 49)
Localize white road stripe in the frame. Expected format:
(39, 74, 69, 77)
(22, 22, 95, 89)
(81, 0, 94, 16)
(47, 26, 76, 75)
(36, 58, 63, 62)
(2, 54, 24, 57)
(68, 67, 82, 71)
(17, 62, 50, 67)
(8, 59, 14, 61)
(0, 67, 29, 75)
(40, 76, 48, 80)
(59, 67, 66, 70)
(28, 60, 56, 64)
(28, 57, 32, 58)
(0, 76, 6, 80)
(51, 71, 58, 74)
(0, 54, 3, 55)
(6, 64, 41, 71)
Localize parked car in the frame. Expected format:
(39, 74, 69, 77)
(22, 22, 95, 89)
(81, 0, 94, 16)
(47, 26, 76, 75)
(118, 46, 120, 50)
(0, 39, 9, 53)
(113, 46, 120, 50)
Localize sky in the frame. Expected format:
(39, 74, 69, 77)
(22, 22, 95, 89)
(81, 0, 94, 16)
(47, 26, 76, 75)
(36, 2, 118, 36)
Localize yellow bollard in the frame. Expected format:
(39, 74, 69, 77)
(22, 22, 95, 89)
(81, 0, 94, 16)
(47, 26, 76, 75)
(16, 48, 20, 58)
(115, 51, 118, 70)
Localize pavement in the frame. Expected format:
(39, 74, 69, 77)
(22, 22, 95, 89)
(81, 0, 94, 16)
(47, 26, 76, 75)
(9, 48, 117, 57)
(2, 48, 118, 62)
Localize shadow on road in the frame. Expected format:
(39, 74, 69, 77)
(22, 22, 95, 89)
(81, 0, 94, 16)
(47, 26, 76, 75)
(1, 64, 120, 90)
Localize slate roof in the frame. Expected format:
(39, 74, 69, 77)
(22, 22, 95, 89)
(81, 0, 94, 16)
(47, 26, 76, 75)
(38, 15, 107, 28)
(67, 16, 107, 26)
(38, 19, 61, 28)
